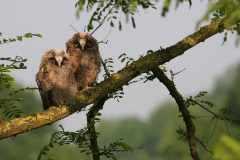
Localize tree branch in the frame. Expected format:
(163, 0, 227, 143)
(194, 136, 213, 155)
(0, 16, 232, 141)
(151, 67, 200, 160)
(87, 95, 108, 160)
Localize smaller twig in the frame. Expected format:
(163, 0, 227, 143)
(190, 99, 240, 124)
(70, 23, 78, 33)
(207, 118, 218, 143)
(59, 124, 65, 132)
(223, 119, 231, 137)
(206, 117, 215, 142)
(133, 142, 154, 149)
(170, 68, 185, 82)
(194, 137, 213, 155)
(178, 126, 212, 154)
(99, 27, 112, 43)
(190, 99, 217, 116)
(115, 142, 154, 152)
(190, 98, 240, 140)
(174, 68, 186, 75)
(91, 3, 116, 35)
(170, 70, 174, 81)
(0, 96, 9, 106)
(100, 142, 154, 156)
(194, 116, 213, 119)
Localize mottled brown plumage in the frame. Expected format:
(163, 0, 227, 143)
(66, 32, 101, 91)
(36, 49, 78, 110)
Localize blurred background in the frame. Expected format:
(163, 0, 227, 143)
(1, 0, 240, 159)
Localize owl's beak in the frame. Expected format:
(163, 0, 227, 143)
(56, 57, 63, 67)
(79, 39, 86, 50)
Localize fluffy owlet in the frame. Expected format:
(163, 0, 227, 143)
(66, 32, 101, 91)
(36, 49, 78, 110)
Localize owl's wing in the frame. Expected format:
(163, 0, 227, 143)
(36, 67, 53, 110)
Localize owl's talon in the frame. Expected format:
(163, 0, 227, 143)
(80, 86, 93, 95)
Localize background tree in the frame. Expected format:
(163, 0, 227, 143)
(1, 0, 240, 160)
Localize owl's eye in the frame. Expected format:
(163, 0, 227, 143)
(49, 58, 57, 65)
(61, 57, 67, 66)
(85, 41, 91, 48)
(74, 43, 79, 48)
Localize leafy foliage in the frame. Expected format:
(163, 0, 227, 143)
(197, 0, 240, 45)
(37, 125, 91, 160)
(112, 87, 124, 102)
(0, 56, 37, 118)
(103, 57, 115, 80)
(0, 87, 37, 118)
(162, 0, 192, 16)
(38, 113, 132, 160)
(102, 57, 125, 102)
(176, 126, 188, 142)
(0, 56, 27, 90)
(185, 91, 217, 108)
(118, 53, 167, 85)
(100, 138, 133, 160)
(75, 0, 157, 33)
(118, 53, 135, 66)
(0, 32, 42, 44)
(220, 108, 240, 129)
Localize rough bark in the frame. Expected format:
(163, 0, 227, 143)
(0, 17, 229, 140)
(152, 67, 200, 160)
(87, 96, 108, 160)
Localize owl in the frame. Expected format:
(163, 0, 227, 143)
(66, 32, 101, 91)
(36, 49, 78, 110)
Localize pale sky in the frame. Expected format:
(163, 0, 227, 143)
(1, 1, 240, 131)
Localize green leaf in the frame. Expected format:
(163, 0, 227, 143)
(118, 53, 126, 59)
(110, 21, 114, 27)
(11, 86, 20, 91)
(131, 16, 136, 28)
(15, 114, 20, 118)
(17, 36, 22, 41)
(35, 34, 43, 38)
(3, 39, 8, 43)
(121, 58, 126, 63)
(147, 50, 154, 54)
(19, 63, 24, 68)
(227, 109, 232, 115)
(49, 143, 54, 148)
(87, 23, 93, 32)
(24, 33, 31, 38)
(4, 83, 10, 89)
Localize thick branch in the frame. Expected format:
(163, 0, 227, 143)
(151, 67, 200, 160)
(87, 109, 100, 160)
(87, 96, 108, 160)
(0, 16, 230, 140)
